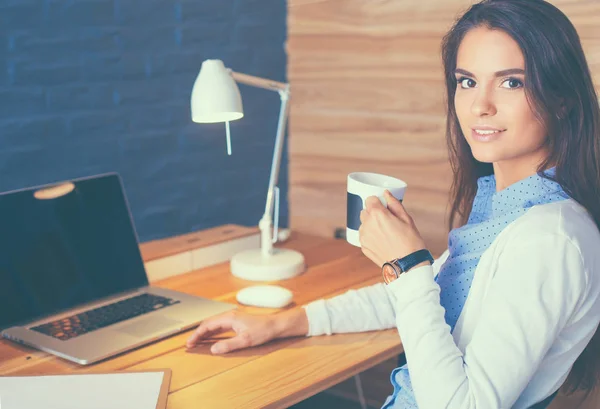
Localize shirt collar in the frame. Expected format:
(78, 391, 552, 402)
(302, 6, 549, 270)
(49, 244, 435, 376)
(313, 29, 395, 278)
(474, 167, 567, 218)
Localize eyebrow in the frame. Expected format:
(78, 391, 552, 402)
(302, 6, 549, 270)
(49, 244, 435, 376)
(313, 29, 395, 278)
(454, 68, 525, 77)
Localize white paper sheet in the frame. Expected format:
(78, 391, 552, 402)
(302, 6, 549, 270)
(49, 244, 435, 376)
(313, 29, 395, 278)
(0, 371, 165, 409)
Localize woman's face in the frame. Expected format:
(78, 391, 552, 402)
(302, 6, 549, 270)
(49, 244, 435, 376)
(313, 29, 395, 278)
(454, 26, 549, 171)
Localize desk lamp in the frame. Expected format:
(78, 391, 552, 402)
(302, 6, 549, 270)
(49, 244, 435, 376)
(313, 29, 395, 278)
(190, 59, 305, 281)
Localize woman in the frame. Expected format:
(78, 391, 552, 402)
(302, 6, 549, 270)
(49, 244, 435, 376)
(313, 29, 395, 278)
(186, 0, 600, 407)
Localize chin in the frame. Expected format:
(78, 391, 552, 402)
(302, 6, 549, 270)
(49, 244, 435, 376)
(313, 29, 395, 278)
(469, 147, 501, 164)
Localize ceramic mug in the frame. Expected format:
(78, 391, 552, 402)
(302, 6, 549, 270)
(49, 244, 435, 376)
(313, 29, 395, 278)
(346, 172, 408, 247)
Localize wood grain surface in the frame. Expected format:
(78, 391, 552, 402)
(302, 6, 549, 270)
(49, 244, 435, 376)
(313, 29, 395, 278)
(287, 0, 600, 258)
(0, 232, 403, 409)
(286, 1, 600, 407)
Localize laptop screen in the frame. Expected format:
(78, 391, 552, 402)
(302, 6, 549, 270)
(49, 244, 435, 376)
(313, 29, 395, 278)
(0, 173, 149, 330)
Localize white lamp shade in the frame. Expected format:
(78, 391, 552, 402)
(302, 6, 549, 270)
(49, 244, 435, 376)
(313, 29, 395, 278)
(191, 59, 244, 123)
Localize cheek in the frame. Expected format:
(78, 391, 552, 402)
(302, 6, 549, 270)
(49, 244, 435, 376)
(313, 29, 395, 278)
(509, 100, 547, 147)
(454, 93, 471, 130)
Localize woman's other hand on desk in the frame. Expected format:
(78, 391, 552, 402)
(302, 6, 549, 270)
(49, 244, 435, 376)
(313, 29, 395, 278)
(185, 308, 309, 354)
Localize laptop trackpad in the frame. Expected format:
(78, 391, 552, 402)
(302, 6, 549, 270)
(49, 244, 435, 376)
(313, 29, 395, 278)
(116, 316, 183, 338)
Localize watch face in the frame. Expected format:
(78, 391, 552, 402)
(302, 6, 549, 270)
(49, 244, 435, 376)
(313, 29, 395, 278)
(382, 263, 398, 284)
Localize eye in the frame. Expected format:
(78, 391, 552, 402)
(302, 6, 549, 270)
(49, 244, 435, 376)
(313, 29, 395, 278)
(456, 77, 476, 89)
(500, 78, 524, 89)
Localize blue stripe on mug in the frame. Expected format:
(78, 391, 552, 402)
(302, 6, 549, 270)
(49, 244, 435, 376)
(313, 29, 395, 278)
(347, 192, 404, 231)
(347, 192, 363, 230)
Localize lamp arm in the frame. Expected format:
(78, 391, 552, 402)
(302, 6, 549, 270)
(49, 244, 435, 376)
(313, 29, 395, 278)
(230, 71, 288, 92)
(258, 86, 290, 256)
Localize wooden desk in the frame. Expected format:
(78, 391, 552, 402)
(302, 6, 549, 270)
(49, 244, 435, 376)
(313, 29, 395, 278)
(0, 231, 403, 408)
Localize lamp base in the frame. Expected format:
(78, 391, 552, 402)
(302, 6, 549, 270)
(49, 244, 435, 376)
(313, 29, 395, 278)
(230, 248, 305, 281)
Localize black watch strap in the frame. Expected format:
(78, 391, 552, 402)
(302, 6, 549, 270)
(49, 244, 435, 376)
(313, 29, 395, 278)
(394, 249, 434, 273)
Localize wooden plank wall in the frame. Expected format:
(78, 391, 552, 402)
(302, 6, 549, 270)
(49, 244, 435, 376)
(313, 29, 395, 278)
(287, 0, 600, 259)
(287, 0, 600, 408)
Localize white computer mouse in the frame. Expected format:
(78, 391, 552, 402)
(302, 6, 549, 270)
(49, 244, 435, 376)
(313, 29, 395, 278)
(236, 285, 293, 308)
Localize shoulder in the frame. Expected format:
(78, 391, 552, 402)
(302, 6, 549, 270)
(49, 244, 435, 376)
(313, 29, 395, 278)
(508, 199, 600, 247)
(499, 199, 600, 286)
(482, 200, 600, 320)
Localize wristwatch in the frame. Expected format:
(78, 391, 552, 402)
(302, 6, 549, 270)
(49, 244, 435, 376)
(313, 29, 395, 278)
(382, 249, 434, 284)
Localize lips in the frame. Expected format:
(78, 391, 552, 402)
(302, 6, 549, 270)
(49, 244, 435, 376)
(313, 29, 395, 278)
(471, 126, 506, 142)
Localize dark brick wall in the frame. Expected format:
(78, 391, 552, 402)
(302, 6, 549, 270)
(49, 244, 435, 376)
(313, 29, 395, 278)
(0, 0, 288, 242)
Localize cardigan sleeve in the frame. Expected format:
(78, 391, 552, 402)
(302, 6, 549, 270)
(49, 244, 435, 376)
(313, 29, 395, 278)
(386, 234, 588, 409)
(302, 249, 449, 336)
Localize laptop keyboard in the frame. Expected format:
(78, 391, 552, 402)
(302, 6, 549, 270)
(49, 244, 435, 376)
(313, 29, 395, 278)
(31, 293, 180, 341)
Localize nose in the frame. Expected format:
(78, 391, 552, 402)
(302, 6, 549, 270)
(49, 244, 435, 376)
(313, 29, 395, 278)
(471, 89, 497, 117)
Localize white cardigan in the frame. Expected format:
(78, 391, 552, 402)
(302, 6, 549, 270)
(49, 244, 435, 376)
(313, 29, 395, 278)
(303, 199, 600, 409)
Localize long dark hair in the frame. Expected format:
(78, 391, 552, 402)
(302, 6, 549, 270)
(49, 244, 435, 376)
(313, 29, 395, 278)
(441, 0, 600, 396)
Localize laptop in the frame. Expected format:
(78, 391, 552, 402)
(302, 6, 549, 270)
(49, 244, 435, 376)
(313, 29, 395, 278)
(0, 172, 236, 365)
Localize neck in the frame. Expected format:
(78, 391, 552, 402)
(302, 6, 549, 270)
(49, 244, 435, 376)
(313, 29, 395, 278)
(491, 143, 552, 191)
(492, 158, 548, 192)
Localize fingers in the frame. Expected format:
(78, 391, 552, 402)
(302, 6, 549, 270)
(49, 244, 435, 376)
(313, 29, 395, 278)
(384, 190, 410, 222)
(364, 196, 388, 224)
(186, 312, 234, 348)
(364, 195, 384, 211)
(360, 208, 368, 224)
(210, 331, 253, 355)
(358, 222, 382, 266)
